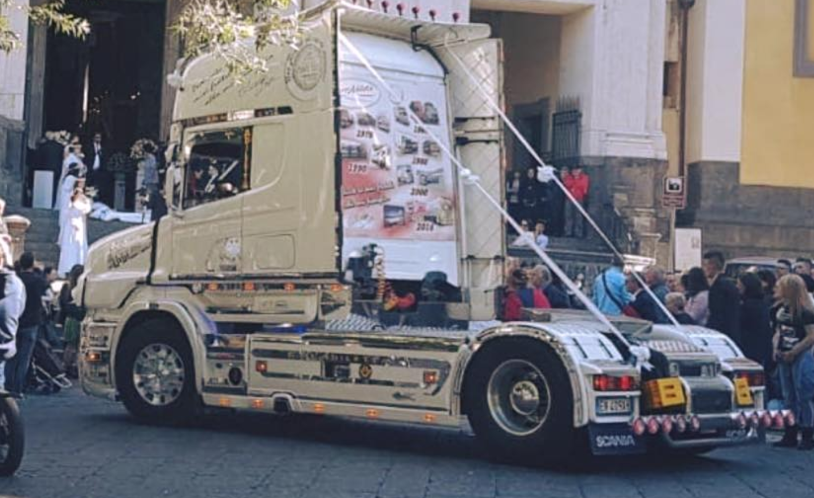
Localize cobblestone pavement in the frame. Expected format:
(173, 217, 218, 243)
(1, 388, 813, 498)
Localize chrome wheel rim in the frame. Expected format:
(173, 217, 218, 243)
(133, 343, 185, 406)
(487, 359, 551, 436)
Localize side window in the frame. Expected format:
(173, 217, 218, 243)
(183, 127, 251, 209)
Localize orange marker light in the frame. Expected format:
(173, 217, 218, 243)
(251, 399, 264, 409)
(284, 282, 296, 292)
(313, 403, 325, 414)
(255, 361, 268, 373)
(243, 282, 256, 292)
(423, 413, 437, 423)
(366, 409, 379, 419)
(423, 371, 438, 385)
(218, 397, 231, 407)
(86, 351, 102, 363)
(330, 283, 344, 293)
(207, 283, 219, 291)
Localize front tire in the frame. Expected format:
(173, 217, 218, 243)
(0, 396, 24, 476)
(116, 319, 197, 425)
(465, 339, 575, 465)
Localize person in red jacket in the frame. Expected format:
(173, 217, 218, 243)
(503, 269, 527, 321)
(564, 165, 590, 238)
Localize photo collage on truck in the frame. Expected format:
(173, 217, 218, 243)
(339, 73, 456, 244)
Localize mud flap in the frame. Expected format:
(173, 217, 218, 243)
(588, 423, 646, 456)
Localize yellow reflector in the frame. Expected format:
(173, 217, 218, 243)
(643, 378, 686, 410)
(251, 399, 264, 409)
(218, 397, 231, 407)
(313, 403, 325, 414)
(366, 409, 379, 419)
(735, 377, 754, 406)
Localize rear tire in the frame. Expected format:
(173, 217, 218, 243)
(0, 396, 24, 476)
(116, 319, 197, 425)
(464, 339, 575, 465)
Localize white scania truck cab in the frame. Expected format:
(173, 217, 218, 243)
(77, 1, 779, 463)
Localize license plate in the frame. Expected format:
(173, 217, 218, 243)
(588, 423, 646, 456)
(597, 397, 632, 415)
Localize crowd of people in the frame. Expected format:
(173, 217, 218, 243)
(0, 219, 83, 397)
(502, 250, 814, 450)
(507, 165, 591, 245)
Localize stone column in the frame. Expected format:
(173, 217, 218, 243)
(561, 0, 668, 160)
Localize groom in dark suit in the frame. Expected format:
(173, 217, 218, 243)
(85, 132, 111, 205)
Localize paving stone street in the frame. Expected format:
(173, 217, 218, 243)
(0, 387, 810, 498)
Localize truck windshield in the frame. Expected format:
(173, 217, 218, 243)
(184, 128, 248, 209)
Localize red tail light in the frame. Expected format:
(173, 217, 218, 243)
(674, 415, 687, 433)
(592, 375, 638, 392)
(632, 418, 646, 436)
(785, 410, 796, 427)
(734, 413, 748, 430)
(773, 412, 785, 429)
(646, 417, 660, 434)
(689, 415, 701, 432)
(661, 416, 673, 434)
(761, 412, 773, 428)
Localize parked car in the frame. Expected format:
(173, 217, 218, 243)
(724, 257, 781, 278)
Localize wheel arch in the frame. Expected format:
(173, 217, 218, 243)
(110, 301, 211, 393)
(455, 326, 590, 428)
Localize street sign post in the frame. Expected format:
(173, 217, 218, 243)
(662, 177, 686, 210)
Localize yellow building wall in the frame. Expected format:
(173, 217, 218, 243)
(741, 0, 814, 188)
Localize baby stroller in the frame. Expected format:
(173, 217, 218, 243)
(27, 338, 71, 394)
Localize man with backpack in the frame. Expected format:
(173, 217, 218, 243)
(593, 259, 631, 316)
(6, 252, 46, 395)
(0, 237, 26, 389)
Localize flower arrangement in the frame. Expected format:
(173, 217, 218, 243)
(44, 130, 72, 145)
(105, 151, 135, 174)
(130, 138, 158, 160)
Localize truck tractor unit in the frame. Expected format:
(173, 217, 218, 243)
(78, 1, 781, 463)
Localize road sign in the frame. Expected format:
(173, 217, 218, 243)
(662, 176, 686, 209)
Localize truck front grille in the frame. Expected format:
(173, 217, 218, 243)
(692, 391, 732, 414)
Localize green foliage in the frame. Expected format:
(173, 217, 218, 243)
(1, 0, 299, 79)
(0, 0, 89, 53)
(175, 0, 302, 79)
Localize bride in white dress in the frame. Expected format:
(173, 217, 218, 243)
(57, 187, 92, 277)
(54, 139, 85, 215)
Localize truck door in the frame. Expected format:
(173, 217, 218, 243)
(170, 126, 249, 278)
(438, 39, 506, 320)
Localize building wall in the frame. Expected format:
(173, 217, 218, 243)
(681, 0, 814, 258)
(684, 0, 745, 165)
(0, 0, 29, 206)
(0, 0, 28, 121)
(740, 0, 814, 189)
(494, 13, 561, 110)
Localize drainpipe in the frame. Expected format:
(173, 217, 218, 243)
(678, 0, 696, 178)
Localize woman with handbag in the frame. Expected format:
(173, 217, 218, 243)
(772, 274, 814, 450)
